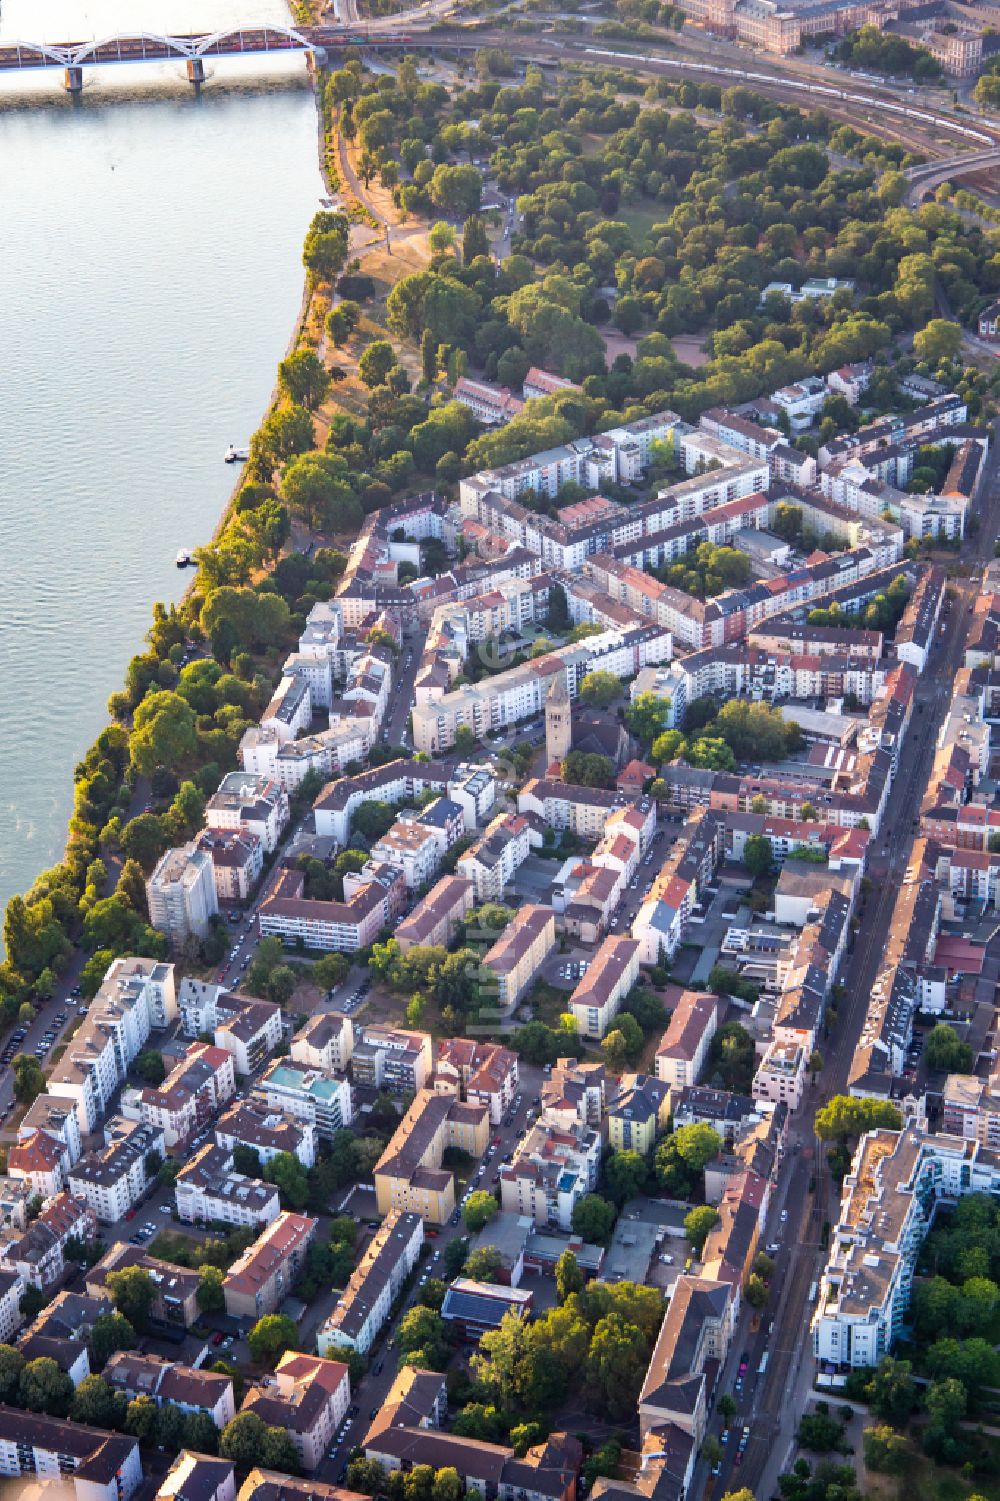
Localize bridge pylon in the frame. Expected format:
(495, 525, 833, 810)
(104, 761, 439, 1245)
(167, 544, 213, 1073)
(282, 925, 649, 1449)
(63, 65, 83, 92)
(186, 57, 205, 85)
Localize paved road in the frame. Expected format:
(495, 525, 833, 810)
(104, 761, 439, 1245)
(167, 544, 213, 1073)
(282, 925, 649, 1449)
(726, 427, 1000, 1501)
(312, 1063, 546, 1482)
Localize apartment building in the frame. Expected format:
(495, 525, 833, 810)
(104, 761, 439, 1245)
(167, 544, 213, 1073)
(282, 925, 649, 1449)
(147, 842, 219, 945)
(374, 1090, 490, 1224)
(940, 1071, 1000, 1149)
(194, 827, 264, 904)
(87, 1243, 201, 1326)
(241, 1352, 350, 1471)
(16, 1290, 111, 1387)
(369, 820, 445, 891)
(223, 1212, 318, 1320)
(500, 1119, 601, 1231)
(158, 1452, 236, 1501)
(457, 813, 534, 902)
(290, 1011, 353, 1074)
(519, 780, 655, 847)
(9, 1093, 83, 1198)
(215, 1100, 317, 1170)
(312, 759, 454, 845)
(67, 1119, 165, 1224)
(752, 1038, 807, 1111)
(434, 1039, 519, 1126)
(206, 771, 290, 854)
(813, 1128, 1000, 1368)
(655, 992, 720, 1090)
(397, 875, 474, 952)
(542, 1059, 606, 1133)
(254, 1060, 353, 1140)
(352, 1022, 433, 1094)
(607, 1074, 672, 1156)
(0, 1273, 24, 1346)
(258, 862, 406, 953)
(483, 905, 556, 1008)
(523, 367, 581, 400)
(174, 1143, 280, 1230)
(177, 982, 283, 1072)
(455, 377, 525, 426)
(104, 1350, 236, 1427)
(638, 1274, 736, 1443)
(0, 1407, 142, 1501)
(0, 1192, 95, 1293)
(48, 958, 174, 1134)
(134, 1042, 235, 1147)
(6, 1131, 65, 1201)
(568, 936, 640, 1040)
(317, 1210, 424, 1357)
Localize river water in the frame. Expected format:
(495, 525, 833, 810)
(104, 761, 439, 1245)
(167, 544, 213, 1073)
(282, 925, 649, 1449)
(0, 1, 322, 929)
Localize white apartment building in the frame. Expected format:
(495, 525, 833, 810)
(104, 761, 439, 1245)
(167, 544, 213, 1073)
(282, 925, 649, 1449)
(67, 1119, 165, 1224)
(655, 992, 720, 1090)
(569, 936, 640, 1040)
(261, 672, 313, 744)
(194, 828, 264, 904)
(11, 1095, 83, 1192)
(0, 1409, 142, 1501)
(147, 843, 219, 946)
(0, 1271, 25, 1345)
(215, 1100, 317, 1170)
(317, 1210, 424, 1356)
(456, 812, 533, 902)
(369, 822, 443, 891)
(133, 1042, 236, 1147)
(500, 1120, 601, 1231)
(175, 1143, 281, 1230)
(254, 1060, 354, 1140)
(752, 1039, 806, 1111)
(769, 376, 827, 432)
(48, 958, 173, 1133)
(178, 982, 283, 1076)
(239, 719, 372, 793)
(205, 771, 290, 854)
(813, 1128, 1000, 1368)
(291, 1011, 354, 1075)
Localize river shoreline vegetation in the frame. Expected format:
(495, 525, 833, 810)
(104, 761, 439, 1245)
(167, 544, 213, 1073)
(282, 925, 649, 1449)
(6, 24, 1000, 1033)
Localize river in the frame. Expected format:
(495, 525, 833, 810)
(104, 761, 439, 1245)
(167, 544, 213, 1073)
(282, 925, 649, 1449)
(0, 0, 322, 931)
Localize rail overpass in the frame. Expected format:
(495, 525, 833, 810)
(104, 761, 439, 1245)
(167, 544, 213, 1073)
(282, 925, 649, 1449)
(902, 144, 1000, 202)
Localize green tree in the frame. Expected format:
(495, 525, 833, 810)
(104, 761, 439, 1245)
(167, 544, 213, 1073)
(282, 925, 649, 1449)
(134, 1050, 166, 1086)
(129, 691, 197, 778)
(604, 1149, 649, 1206)
(913, 319, 962, 365)
(862, 1426, 909, 1474)
(673, 1122, 722, 1171)
(464, 1246, 504, 1284)
(814, 1095, 902, 1142)
(106, 1268, 156, 1330)
(743, 834, 774, 879)
(578, 671, 620, 709)
(867, 1355, 917, 1422)
(278, 349, 330, 411)
(302, 210, 350, 285)
(326, 300, 361, 346)
(684, 1205, 721, 1255)
(89, 1312, 137, 1370)
(571, 1193, 617, 1244)
(359, 340, 398, 389)
(71, 1374, 126, 1430)
(555, 1249, 584, 1304)
(247, 1314, 298, 1365)
(463, 1190, 499, 1233)
(125, 1394, 159, 1442)
(18, 1356, 74, 1417)
(0, 1346, 24, 1404)
(196, 1265, 226, 1314)
(264, 1151, 309, 1211)
(924, 1023, 973, 1073)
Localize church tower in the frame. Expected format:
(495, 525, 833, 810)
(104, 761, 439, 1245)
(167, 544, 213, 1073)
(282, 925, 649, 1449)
(545, 674, 572, 766)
